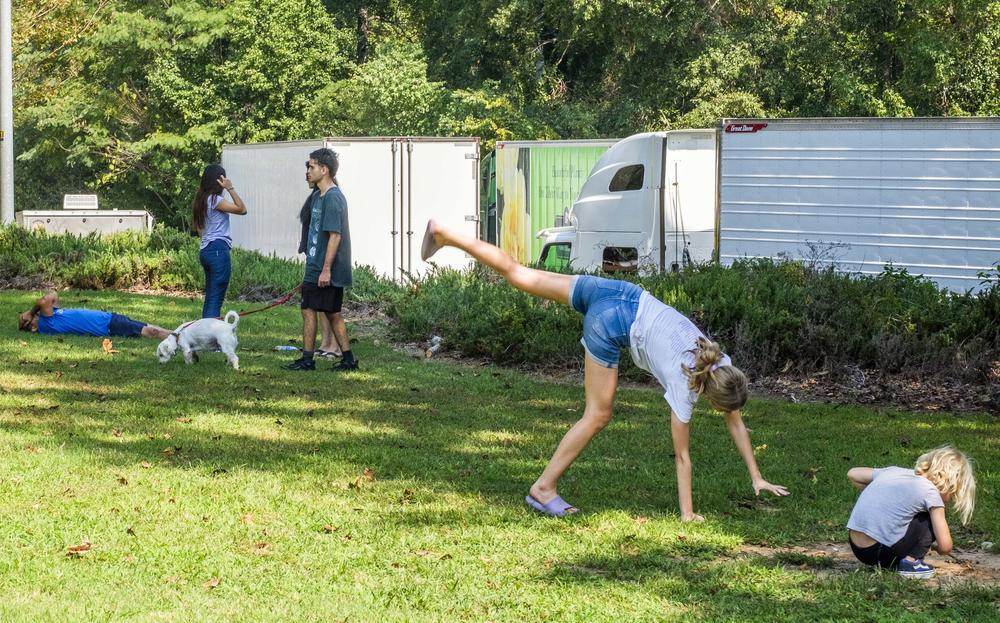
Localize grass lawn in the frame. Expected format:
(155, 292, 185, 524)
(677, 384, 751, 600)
(1, 290, 998, 622)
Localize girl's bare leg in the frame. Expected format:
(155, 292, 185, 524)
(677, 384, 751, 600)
(529, 356, 619, 509)
(421, 219, 572, 305)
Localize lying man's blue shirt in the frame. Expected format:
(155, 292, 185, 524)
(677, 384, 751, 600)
(37, 308, 112, 336)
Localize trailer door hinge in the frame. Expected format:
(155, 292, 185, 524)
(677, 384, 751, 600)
(464, 153, 478, 160)
(464, 215, 479, 222)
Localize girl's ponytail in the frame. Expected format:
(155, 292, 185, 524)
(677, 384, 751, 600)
(681, 337, 748, 413)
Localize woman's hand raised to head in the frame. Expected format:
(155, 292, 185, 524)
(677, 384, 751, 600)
(217, 175, 234, 191)
(753, 479, 790, 497)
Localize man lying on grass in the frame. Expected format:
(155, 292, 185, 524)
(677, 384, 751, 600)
(17, 290, 171, 339)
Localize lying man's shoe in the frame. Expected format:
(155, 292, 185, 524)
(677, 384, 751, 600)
(331, 359, 359, 371)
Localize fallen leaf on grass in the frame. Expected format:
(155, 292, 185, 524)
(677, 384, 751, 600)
(126, 527, 136, 536)
(253, 542, 271, 555)
(175, 417, 192, 423)
(26, 446, 42, 454)
(66, 540, 92, 557)
(117, 477, 128, 485)
(322, 525, 338, 533)
(112, 429, 123, 438)
(140, 461, 152, 469)
(362, 468, 376, 481)
(54, 371, 63, 380)
(635, 516, 649, 525)
(102, 339, 119, 354)
(162, 447, 175, 458)
(802, 466, 824, 483)
(241, 513, 254, 526)
(414, 550, 452, 560)
(18, 339, 28, 347)
(204, 577, 221, 590)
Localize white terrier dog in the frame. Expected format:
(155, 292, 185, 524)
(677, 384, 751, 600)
(156, 310, 240, 370)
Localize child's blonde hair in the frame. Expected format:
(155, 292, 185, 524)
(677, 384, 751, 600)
(915, 446, 976, 525)
(681, 337, 748, 413)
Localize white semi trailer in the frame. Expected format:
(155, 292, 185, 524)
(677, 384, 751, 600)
(538, 118, 1000, 292)
(221, 137, 481, 281)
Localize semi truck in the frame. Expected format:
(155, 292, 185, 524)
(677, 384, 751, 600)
(221, 137, 481, 281)
(537, 118, 1000, 292)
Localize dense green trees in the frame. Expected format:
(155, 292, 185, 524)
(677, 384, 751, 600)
(13, 0, 1000, 225)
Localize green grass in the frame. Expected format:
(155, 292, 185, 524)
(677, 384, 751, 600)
(1, 290, 998, 622)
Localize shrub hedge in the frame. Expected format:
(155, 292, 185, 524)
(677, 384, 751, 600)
(0, 224, 397, 304)
(4, 224, 998, 381)
(392, 260, 1000, 382)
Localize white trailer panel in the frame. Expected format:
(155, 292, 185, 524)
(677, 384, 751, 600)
(223, 139, 324, 260)
(223, 137, 480, 280)
(718, 118, 1000, 292)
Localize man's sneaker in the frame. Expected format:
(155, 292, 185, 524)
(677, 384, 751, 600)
(282, 357, 316, 371)
(331, 359, 359, 371)
(898, 558, 935, 579)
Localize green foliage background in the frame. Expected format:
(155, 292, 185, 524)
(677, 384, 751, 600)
(13, 1, 1000, 226)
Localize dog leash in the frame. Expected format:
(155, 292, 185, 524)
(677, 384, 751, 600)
(226, 284, 303, 319)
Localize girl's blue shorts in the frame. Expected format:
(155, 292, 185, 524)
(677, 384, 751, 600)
(569, 275, 642, 368)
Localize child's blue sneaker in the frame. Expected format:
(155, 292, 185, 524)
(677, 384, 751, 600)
(897, 558, 935, 579)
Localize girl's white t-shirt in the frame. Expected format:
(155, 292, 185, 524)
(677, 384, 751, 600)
(628, 292, 731, 423)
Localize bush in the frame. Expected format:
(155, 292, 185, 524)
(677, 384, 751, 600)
(0, 223, 383, 306)
(5, 223, 998, 382)
(391, 259, 1000, 382)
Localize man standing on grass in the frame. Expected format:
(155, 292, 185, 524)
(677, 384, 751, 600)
(282, 148, 357, 372)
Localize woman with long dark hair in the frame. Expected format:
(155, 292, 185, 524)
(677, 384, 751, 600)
(192, 164, 247, 318)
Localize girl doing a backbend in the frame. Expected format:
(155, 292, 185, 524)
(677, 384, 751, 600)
(421, 220, 789, 521)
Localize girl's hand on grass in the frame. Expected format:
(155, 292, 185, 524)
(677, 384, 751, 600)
(681, 512, 705, 522)
(753, 479, 790, 497)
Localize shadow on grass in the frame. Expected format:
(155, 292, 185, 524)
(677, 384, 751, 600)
(2, 289, 998, 545)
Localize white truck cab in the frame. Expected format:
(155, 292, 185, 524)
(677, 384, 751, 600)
(538, 130, 718, 273)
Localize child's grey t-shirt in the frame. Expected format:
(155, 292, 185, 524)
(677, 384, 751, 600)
(847, 466, 944, 545)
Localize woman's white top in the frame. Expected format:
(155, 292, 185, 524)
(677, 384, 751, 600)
(628, 292, 731, 423)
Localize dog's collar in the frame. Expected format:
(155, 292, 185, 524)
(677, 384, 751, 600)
(170, 320, 197, 342)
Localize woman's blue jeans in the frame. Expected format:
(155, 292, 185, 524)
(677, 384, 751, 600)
(199, 239, 232, 318)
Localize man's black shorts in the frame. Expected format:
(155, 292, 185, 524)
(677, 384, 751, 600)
(301, 282, 344, 313)
(108, 313, 147, 338)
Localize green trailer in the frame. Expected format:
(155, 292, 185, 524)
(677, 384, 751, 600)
(481, 139, 617, 264)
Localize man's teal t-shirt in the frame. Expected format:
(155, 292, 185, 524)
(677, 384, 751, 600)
(37, 308, 112, 336)
(304, 186, 352, 287)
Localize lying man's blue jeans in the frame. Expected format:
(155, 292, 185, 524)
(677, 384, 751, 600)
(199, 239, 232, 318)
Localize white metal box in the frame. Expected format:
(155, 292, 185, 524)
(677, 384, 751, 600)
(16, 210, 154, 235)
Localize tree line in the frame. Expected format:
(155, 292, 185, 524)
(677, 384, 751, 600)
(13, 0, 1000, 227)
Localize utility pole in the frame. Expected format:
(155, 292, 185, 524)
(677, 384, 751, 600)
(0, 0, 13, 224)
